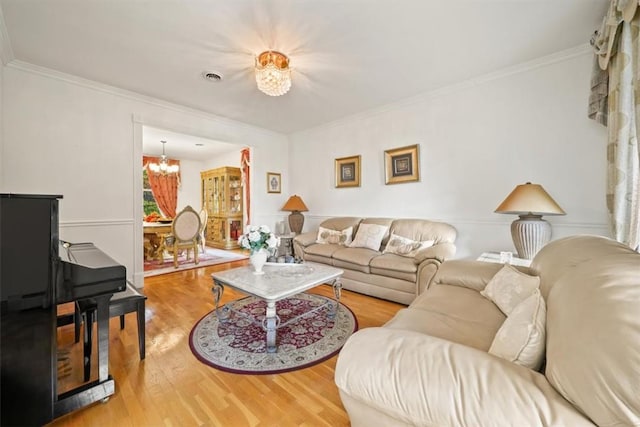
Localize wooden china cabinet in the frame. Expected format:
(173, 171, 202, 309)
(200, 166, 243, 249)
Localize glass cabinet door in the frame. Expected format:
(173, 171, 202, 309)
(229, 175, 242, 214)
(200, 166, 243, 250)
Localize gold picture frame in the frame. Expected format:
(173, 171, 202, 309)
(384, 144, 420, 185)
(267, 172, 281, 193)
(335, 155, 361, 188)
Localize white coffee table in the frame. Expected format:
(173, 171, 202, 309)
(210, 262, 343, 353)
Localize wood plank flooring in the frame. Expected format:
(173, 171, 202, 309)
(48, 259, 404, 427)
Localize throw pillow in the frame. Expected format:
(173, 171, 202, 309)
(315, 226, 353, 246)
(489, 289, 546, 370)
(383, 233, 434, 257)
(349, 223, 389, 251)
(480, 264, 540, 315)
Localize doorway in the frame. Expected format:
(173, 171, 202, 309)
(133, 121, 249, 286)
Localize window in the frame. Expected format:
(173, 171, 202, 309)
(143, 169, 161, 216)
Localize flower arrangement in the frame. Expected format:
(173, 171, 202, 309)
(238, 225, 280, 254)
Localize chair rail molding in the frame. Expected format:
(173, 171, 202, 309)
(60, 219, 134, 228)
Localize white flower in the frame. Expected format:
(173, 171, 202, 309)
(266, 234, 279, 248)
(239, 225, 280, 253)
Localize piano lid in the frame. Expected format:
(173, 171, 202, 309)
(57, 242, 126, 303)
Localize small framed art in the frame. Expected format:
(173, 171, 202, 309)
(335, 155, 361, 188)
(267, 172, 281, 193)
(384, 144, 420, 184)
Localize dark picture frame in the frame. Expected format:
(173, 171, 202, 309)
(335, 155, 361, 188)
(384, 144, 420, 184)
(267, 172, 281, 193)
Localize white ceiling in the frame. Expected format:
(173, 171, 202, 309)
(142, 126, 240, 160)
(1, 0, 608, 135)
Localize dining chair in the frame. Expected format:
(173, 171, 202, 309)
(164, 205, 201, 268)
(198, 208, 208, 253)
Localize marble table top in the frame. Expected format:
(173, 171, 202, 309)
(211, 262, 343, 302)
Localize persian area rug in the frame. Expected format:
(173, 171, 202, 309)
(189, 293, 358, 374)
(144, 247, 248, 277)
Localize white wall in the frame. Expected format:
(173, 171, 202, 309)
(2, 47, 612, 282)
(176, 158, 205, 211)
(1, 62, 289, 286)
(203, 149, 241, 170)
(289, 48, 610, 259)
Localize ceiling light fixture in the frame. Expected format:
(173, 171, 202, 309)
(148, 140, 179, 175)
(255, 50, 291, 96)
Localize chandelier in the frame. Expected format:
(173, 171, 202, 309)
(255, 50, 291, 96)
(148, 140, 179, 175)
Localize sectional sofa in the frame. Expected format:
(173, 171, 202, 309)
(335, 235, 640, 426)
(293, 217, 457, 305)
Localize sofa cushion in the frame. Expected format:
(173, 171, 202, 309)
(530, 234, 635, 300)
(480, 264, 540, 315)
(316, 226, 353, 245)
(389, 218, 457, 245)
(360, 218, 394, 245)
(545, 251, 640, 427)
(349, 223, 389, 251)
(332, 247, 379, 273)
(489, 289, 546, 370)
(304, 243, 343, 258)
(386, 284, 505, 351)
(370, 254, 417, 282)
(383, 233, 434, 257)
(335, 328, 596, 427)
(318, 217, 363, 235)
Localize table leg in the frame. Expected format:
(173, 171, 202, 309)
(211, 280, 230, 321)
(264, 301, 277, 353)
(330, 278, 343, 319)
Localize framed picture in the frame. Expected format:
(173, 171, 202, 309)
(384, 144, 420, 184)
(267, 172, 281, 193)
(335, 155, 361, 188)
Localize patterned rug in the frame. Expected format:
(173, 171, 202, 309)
(144, 247, 248, 277)
(189, 293, 358, 374)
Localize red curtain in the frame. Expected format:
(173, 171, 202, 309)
(143, 156, 181, 218)
(241, 148, 251, 225)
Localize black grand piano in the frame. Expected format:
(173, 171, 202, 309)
(0, 193, 126, 426)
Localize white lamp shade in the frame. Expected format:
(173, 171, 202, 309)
(495, 182, 565, 216)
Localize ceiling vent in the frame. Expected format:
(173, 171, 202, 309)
(202, 71, 223, 82)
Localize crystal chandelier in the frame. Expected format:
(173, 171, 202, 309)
(148, 140, 179, 175)
(255, 50, 291, 96)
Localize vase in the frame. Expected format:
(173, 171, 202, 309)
(250, 249, 268, 275)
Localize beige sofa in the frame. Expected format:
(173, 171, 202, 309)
(335, 235, 640, 426)
(293, 217, 457, 305)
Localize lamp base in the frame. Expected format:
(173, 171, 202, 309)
(511, 214, 552, 259)
(288, 211, 304, 234)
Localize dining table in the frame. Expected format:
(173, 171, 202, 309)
(143, 221, 173, 261)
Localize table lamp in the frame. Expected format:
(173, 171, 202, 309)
(282, 195, 308, 234)
(495, 182, 566, 259)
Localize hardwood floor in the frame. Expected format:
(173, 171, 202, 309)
(49, 259, 404, 427)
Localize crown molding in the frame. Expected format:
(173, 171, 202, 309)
(6, 60, 285, 139)
(0, 6, 15, 65)
(293, 44, 593, 137)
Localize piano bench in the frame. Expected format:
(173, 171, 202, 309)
(74, 281, 147, 382)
